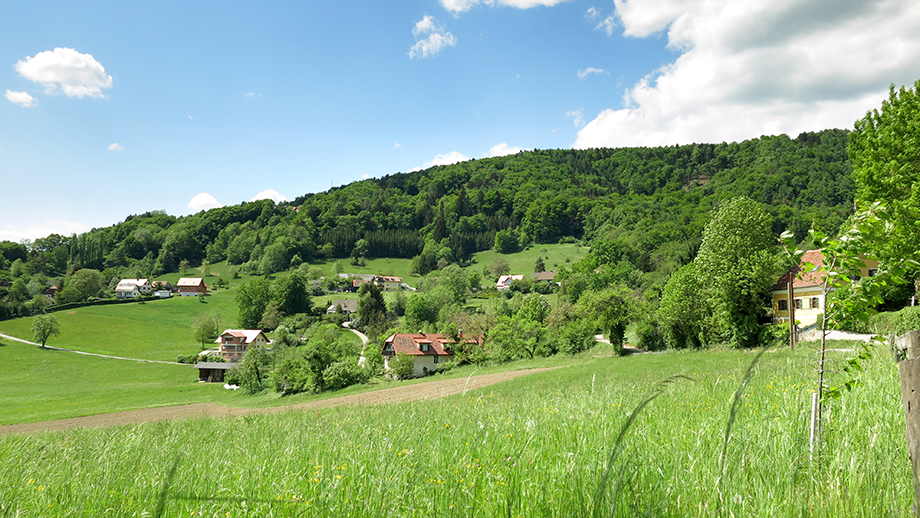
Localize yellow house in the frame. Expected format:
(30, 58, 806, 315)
(771, 250, 879, 326)
(374, 275, 403, 291)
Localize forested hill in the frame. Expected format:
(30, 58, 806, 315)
(0, 129, 854, 315)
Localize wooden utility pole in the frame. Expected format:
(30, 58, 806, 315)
(788, 277, 796, 350)
(897, 330, 920, 516)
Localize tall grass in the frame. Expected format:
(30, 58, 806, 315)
(0, 345, 911, 517)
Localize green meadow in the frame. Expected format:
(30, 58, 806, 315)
(0, 342, 910, 517)
(0, 289, 240, 361)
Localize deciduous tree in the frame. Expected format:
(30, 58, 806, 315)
(31, 314, 60, 348)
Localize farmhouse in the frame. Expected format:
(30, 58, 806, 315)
(115, 278, 153, 299)
(215, 329, 271, 362)
(771, 249, 879, 326)
(532, 271, 558, 283)
(177, 277, 208, 296)
(374, 275, 403, 291)
(326, 299, 358, 314)
(382, 333, 479, 376)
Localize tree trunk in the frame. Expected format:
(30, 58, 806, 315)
(897, 330, 920, 517)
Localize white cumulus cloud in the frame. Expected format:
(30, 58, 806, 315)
(107, 143, 123, 151)
(567, 109, 585, 127)
(188, 193, 222, 212)
(577, 67, 607, 79)
(441, 0, 571, 13)
(488, 142, 524, 157)
(5, 90, 36, 107)
(250, 189, 289, 203)
(410, 151, 471, 171)
(0, 218, 90, 242)
(410, 16, 457, 59)
(575, 0, 920, 149)
(14, 47, 113, 98)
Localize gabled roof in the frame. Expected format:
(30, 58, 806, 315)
(215, 329, 271, 344)
(177, 277, 206, 287)
(772, 249, 826, 291)
(328, 299, 358, 313)
(117, 278, 149, 287)
(382, 333, 480, 356)
(115, 284, 141, 293)
(375, 275, 402, 283)
(532, 271, 557, 282)
(497, 274, 525, 285)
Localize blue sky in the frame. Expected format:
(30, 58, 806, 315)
(3, 0, 920, 242)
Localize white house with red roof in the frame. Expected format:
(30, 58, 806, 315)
(215, 329, 271, 362)
(382, 333, 480, 376)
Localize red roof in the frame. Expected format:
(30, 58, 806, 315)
(382, 333, 480, 357)
(772, 249, 826, 291)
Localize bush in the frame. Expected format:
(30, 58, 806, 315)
(635, 319, 666, 352)
(388, 352, 415, 379)
(436, 359, 457, 373)
(554, 320, 596, 355)
(322, 360, 364, 390)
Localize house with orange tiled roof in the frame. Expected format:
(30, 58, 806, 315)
(771, 250, 879, 326)
(381, 333, 479, 376)
(215, 329, 271, 362)
(374, 275, 403, 291)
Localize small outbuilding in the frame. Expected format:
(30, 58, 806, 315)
(194, 362, 235, 383)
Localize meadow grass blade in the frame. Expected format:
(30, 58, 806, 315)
(718, 344, 771, 511)
(592, 374, 693, 518)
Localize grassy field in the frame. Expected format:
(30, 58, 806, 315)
(0, 342, 911, 517)
(0, 288, 240, 361)
(0, 334, 243, 425)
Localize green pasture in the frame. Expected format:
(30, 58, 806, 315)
(0, 335, 244, 425)
(0, 342, 911, 517)
(0, 289, 241, 361)
(470, 242, 587, 279)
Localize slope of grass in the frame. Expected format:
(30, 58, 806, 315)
(0, 289, 240, 361)
(0, 336, 247, 425)
(471, 242, 587, 277)
(0, 343, 911, 517)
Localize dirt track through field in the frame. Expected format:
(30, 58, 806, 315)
(0, 368, 556, 436)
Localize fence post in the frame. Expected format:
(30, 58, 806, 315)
(897, 330, 920, 516)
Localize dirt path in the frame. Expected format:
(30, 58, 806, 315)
(0, 368, 556, 436)
(0, 332, 183, 365)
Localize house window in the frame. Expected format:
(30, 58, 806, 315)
(384, 343, 393, 354)
(868, 268, 878, 277)
(777, 299, 788, 311)
(434, 355, 439, 364)
(794, 299, 802, 310)
(420, 343, 431, 352)
(810, 297, 820, 309)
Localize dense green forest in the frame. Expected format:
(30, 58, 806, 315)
(0, 129, 855, 321)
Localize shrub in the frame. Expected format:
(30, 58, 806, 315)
(388, 352, 415, 379)
(322, 360, 364, 390)
(635, 319, 666, 352)
(436, 359, 457, 373)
